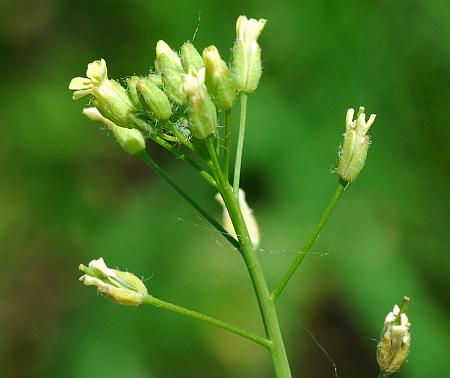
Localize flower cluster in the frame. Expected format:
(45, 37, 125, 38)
(68, 16, 266, 154)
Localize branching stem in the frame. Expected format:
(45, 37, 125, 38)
(205, 137, 292, 378)
(142, 295, 271, 348)
(138, 151, 239, 249)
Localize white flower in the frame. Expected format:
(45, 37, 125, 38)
(215, 189, 260, 248)
(232, 16, 267, 93)
(337, 106, 376, 182)
(377, 302, 411, 373)
(236, 16, 267, 52)
(69, 59, 108, 100)
(79, 257, 148, 306)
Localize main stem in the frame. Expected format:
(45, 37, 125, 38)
(206, 138, 292, 378)
(233, 92, 248, 196)
(377, 370, 392, 378)
(271, 180, 347, 301)
(142, 295, 270, 349)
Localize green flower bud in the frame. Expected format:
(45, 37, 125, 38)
(203, 45, 236, 111)
(79, 258, 148, 306)
(155, 40, 187, 105)
(147, 73, 163, 87)
(136, 78, 172, 121)
(337, 106, 376, 182)
(181, 67, 217, 139)
(69, 59, 134, 128)
(155, 40, 183, 71)
(377, 297, 411, 374)
(126, 76, 142, 109)
(180, 42, 204, 72)
(83, 107, 146, 155)
(232, 16, 267, 93)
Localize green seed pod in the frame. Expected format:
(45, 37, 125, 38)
(337, 106, 376, 182)
(137, 78, 172, 121)
(181, 67, 217, 139)
(232, 16, 267, 93)
(203, 45, 236, 111)
(181, 42, 204, 72)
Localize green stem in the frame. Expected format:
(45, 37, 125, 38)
(232, 92, 248, 197)
(151, 135, 217, 188)
(164, 121, 195, 151)
(206, 138, 292, 378)
(377, 370, 392, 378)
(271, 180, 347, 302)
(142, 295, 270, 349)
(223, 109, 232, 183)
(138, 151, 239, 249)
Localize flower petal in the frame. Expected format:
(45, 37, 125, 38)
(86, 58, 108, 83)
(69, 77, 92, 90)
(72, 89, 92, 100)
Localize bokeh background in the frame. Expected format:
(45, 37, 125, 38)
(1, 0, 449, 377)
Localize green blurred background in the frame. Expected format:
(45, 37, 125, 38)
(1, 0, 449, 377)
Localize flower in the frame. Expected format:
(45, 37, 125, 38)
(377, 298, 411, 373)
(79, 258, 148, 306)
(69, 59, 134, 128)
(215, 189, 260, 248)
(156, 40, 183, 71)
(155, 40, 186, 105)
(83, 107, 146, 155)
(337, 106, 376, 182)
(180, 42, 204, 72)
(69, 59, 108, 100)
(203, 45, 236, 110)
(181, 67, 217, 139)
(232, 16, 267, 93)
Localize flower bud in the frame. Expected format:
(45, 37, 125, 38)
(232, 16, 267, 93)
(377, 297, 411, 374)
(79, 258, 148, 306)
(69, 59, 134, 128)
(215, 189, 260, 248)
(203, 46, 236, 111)
(136, 78, 172, 121)
(126, 76, 142, 109)
(181, 67, 217, 139)
(148, 73, 163, 87)
(180, 42, 204, 72)
(155, 40, 186, 105)
(337, 106, 376, 182)
(155, 40, 183, 71)
(83, 107, 146, 155)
